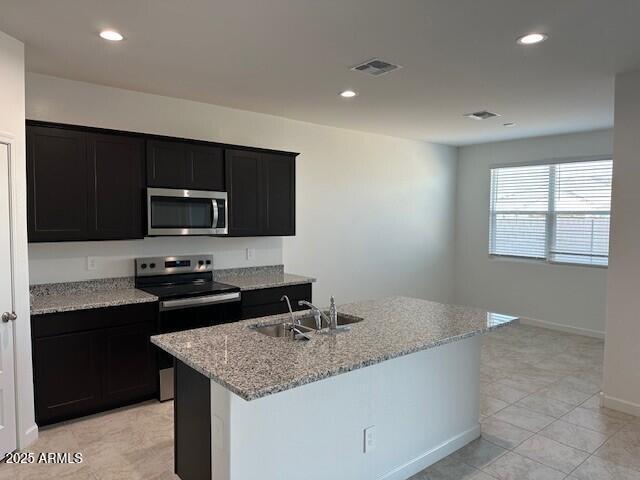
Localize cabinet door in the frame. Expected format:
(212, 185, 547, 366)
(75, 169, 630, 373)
(263, 153, 295, 236)
(33, 331, 102, 425)
(27, 126, 89, 241)
(88, 134, 144, 239)
(146, 140, 188, 188)
(186, 144, 225, 191)
(103, 323, 156, 406)
(225, 149, 263, 236)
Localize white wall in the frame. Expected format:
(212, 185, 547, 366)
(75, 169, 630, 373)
(26, 73, 458, 305)
(212, 336, 480, 480)
(454, 129, 613, 336)
(602, 70, 640, 416)
(0, 30, 37, 448)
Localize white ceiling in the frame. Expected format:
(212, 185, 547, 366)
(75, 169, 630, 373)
(1, 0, 639, 146)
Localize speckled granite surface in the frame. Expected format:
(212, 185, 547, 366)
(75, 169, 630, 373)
(151, 296, 518, 401)
(30, 277, 157, 315)
(214, 265, 315, 290)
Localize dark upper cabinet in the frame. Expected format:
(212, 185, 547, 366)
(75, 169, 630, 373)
(147, 140, 225, 191)
(186, 144, 225, 191)
(146, 140, 188, 188)
(88, 134, 144, 239)
(27, 125, 145, 242)
(263, 153, 295, 236)
(27, 121, 297, 240)
(225, 149, 264, 236)
(225, 150, 296, 236)
(27, 126, 89, 241)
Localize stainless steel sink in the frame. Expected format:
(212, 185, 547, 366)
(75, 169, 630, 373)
(296, 312, 364, 330)
(250, 312, 363, 340)
(250, 323, 312, 341)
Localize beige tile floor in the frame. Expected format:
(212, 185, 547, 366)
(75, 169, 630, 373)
(1, 323, 638, 479)
(411, 324, 640, 480)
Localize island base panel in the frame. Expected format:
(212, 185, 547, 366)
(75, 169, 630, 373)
(174, 360, 212, 480)
(195, 335, 481, 480)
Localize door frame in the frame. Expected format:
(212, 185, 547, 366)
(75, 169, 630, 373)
(0, 130, 38, 450)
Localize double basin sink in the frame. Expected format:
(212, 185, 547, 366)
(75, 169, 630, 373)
(250, 311, 363, 341)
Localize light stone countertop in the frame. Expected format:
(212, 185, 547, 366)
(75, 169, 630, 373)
(29, 277, 158, 315)
(218, 272, 315, 291)
(151, 296, 518, 401)
(30, 288, 158, 315)
(213, 265, 315, 291)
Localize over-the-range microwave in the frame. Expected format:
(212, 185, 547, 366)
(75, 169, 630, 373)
(146, 187, 228, 236)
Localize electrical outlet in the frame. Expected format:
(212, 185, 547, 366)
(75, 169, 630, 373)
(246, 248, 256, 260)
(87, 257, 97, 271)
(363, 426, 376, 453)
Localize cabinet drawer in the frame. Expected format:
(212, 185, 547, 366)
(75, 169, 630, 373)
(240, 283, 312, 307)
(32, 302, 158, 338)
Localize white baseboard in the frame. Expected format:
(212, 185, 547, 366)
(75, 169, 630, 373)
(377, 424, 481, 480)
(20, 423, 38, 449)
(519, 317, 605, 339)
(602, 394, 640, 417)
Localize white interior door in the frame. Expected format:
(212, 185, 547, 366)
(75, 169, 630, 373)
(0, 141, 17, 455)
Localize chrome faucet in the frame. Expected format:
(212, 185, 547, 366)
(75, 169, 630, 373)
(280, 295, 298, 325)
(298, 297, 338, 331)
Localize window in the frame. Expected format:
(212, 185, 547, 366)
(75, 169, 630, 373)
(489, 159, 613, 266)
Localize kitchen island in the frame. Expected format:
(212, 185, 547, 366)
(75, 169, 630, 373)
(151, 296, 517, 480)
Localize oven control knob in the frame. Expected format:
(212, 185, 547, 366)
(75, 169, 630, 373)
(140, 263, 147, 269)
(206, 260, 211, 265)
(150, 263, 156, 268)
(198, 260, 204, 266)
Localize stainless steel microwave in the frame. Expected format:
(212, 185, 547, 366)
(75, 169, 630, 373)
(146, 188, 228, 236)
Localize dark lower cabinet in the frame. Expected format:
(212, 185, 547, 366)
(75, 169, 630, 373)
(32, 331, 102, 423)
(31, 302, 158, 425)
(102, 322, 156, 406)
(241, 283, 312, 319)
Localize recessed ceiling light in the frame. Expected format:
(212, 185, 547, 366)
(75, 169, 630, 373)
(340, 90, 358, 98)
(99, 30, 124, 41)
(517, 33, 548, 45)
(503, 122, 516, 127)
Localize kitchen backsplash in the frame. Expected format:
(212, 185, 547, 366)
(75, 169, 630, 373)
(28, 236, 283, 285)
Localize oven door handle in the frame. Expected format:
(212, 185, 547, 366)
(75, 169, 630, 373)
(212, 199, 219, 229)
(159, 292, 241, 311)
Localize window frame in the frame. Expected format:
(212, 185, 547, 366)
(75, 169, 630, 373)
(488, 155, 612, 269)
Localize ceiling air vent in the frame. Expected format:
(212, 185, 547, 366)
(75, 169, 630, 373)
(351, 58, 402, 77)
(464, 110, 500, 120)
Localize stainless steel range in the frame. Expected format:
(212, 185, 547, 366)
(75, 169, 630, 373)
(135, 254, 241, 400)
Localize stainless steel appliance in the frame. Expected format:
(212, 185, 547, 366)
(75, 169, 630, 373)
(135, 254, 241, 400)
(146, 188, 228, 236)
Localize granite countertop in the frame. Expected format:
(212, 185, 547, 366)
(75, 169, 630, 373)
(151, 296, 518, 401)
(214, 265, 315, 291)
(30, 277, 158, 315)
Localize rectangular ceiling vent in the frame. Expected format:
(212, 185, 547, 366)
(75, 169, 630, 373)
(351, 58, 402, 77)
(464, 110, 500, 120)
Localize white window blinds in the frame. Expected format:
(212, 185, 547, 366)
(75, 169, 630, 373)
(489, 159, 613, 266)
